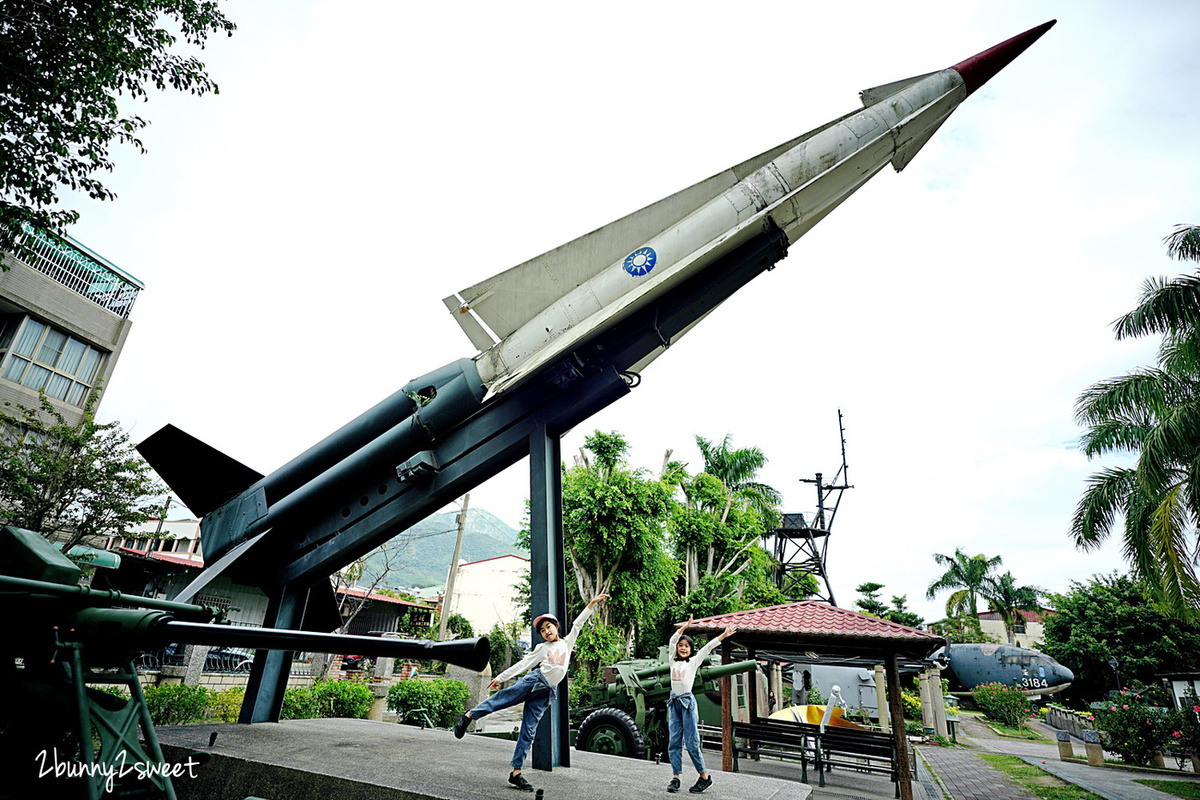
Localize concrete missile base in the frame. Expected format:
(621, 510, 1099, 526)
(156, 718, 813, 800)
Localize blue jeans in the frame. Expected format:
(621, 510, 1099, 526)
(667, 692, 706, 775)
(469, 669, 556, 770)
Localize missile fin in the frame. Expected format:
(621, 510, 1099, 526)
(859, 72, 937, 106)
(173, 528, 270, 603)
(298, 579, 343, 632)
(137, 424, 263, 517)
(441, 294, 497, 350)
(889, 89, 961, 172)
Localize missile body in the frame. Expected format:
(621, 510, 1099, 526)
(447, 21, 1055, 397)
(139, 21, 1053, 592)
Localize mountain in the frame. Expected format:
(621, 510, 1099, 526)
(358, 507, 526, 589)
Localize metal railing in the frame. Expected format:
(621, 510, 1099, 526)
(11, 225, 143, 319)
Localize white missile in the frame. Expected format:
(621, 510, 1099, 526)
(444, 21, 1054, 398)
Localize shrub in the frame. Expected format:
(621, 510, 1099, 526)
(900, 689, 922, 721)
(1091, 692, 1171, 766)
(568, 668, 594, 709)
(280, 686, 320, 720)
(1178, 687, 1200, 757)
(208, 687, 245, 723)
(487, 623, 515, 676)
(143, 683, 211, 725)
(312, 680, 374, 719)
(445, 613, 473, 639)
(971, 682, 1031, 729)
(387, 678, 469, 728)
(573, 623, 626, 674)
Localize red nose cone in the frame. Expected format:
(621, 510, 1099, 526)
(951, 20, 1056, 96)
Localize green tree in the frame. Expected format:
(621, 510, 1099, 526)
(928, 614, 992, 644)
(669, 434, 783, 598)
(1072, 224, 1200, 621)
(1041, 572, 1200, 705)
(885, 595, 925, 629)
(0, 392, 161, 554)
(854, 582, 890, 617)
(561, 431, 678, 646)
(854, 582, 924, 628)
(0, 0, 236, 252)
(694, 434, 783, 526)
(926, 548, 1003, 618)
(979, 571, 1041, 645)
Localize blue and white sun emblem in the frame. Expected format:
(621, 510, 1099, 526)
(623, 247, 657, 277)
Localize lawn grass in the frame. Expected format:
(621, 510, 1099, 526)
(977, 753, 1108, 800)
(986, 720, 1045, 740)
(1135, 779, 1200, 799)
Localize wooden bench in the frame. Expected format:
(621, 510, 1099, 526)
(719, 718, 899, 797)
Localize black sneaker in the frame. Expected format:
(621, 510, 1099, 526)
(689, 775, 712, 793)
(454, 713, 470, 739)
(509, 772, 534, 791)
(667, 777, 681, 793)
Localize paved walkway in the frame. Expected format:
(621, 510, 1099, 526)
(917, 713, 1200, 800)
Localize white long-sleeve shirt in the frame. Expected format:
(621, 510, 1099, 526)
(494, 604, 596, 687)
(668, 628, 723, 696)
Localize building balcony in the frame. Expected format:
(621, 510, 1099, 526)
(11, 225, 143, 319)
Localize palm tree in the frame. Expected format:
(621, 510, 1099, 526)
(926, 548, 1003, 619)
(979, 572, 1041, 645)
(669, 434, 783, 595)
(1073, 224, 1200, 621)
(694, 434, 783, 526)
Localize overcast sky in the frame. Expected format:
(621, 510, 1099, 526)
(66, 0, 1200, 623)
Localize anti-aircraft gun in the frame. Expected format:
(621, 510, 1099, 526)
(572, 653, 760, 760)
(0, 526, 489, 800)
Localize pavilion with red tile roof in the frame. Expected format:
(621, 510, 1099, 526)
(687, 600, 944, 659)
(685, 600, 945, 800)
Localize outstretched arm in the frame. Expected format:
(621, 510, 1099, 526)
(668, 615, 694, 656)
(565, 594, 609, 647)
(695, 624, 738, 661)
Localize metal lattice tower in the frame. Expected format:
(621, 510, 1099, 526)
(770, 410, 852, 605)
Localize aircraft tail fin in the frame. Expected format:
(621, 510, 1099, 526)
(137, 424, 263, 517)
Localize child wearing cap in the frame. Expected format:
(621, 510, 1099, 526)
(454, 593, 608, 791)
(665, 616, 737, 794)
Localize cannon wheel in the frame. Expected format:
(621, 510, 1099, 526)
(576, 708, 646, 759)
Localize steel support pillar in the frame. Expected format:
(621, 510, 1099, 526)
(529, 425, 569, 770)
(240, 583, 303, 723)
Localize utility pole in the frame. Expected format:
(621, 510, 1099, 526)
(438, 494, 470, 641)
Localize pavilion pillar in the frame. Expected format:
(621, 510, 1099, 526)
(721, 641, 733, 772)
(884, 653, 914, 800)
(874, 663, 890, 732)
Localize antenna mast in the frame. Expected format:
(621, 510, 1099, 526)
(770, 410, 852, 605)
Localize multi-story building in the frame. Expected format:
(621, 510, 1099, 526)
(443, 554, 529, 635)
(977, 608, 1050, 650)
(0, 225, 142, 423)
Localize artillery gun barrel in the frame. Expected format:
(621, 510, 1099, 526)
(160, 620, 490, 671)
(59, 607, 491, 672)
(628, 658, 759, 683)
(0, 574, 215, 621)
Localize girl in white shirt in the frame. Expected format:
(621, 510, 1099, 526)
(454, 593, 608, 791)
(665, 617, 736, 794)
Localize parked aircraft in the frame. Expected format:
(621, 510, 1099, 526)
(790, 643, 1074, 719)
(937, 643, 1074, 699)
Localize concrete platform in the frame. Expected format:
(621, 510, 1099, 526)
(156, 719, 812, 800)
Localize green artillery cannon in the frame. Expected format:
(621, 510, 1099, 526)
(572, 654, 760, 760)
(0, 526, 489, 800)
